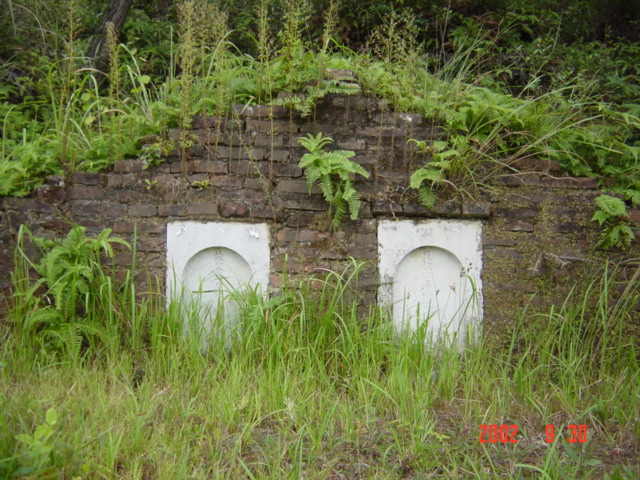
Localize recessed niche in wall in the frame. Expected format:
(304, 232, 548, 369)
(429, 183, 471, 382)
(166, 222, 270, 345)
(378, 219, 483, 347)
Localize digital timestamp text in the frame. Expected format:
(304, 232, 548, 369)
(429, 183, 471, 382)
(479, 425, 588, 444)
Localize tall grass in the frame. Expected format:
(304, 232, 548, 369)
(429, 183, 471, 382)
(1, 229, 638, 478)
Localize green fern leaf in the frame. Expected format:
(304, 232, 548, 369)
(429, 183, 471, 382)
(594, 194, 628, 219)
(418, 186, 437, 208)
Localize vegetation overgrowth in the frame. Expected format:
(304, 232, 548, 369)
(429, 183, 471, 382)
(1, 226, 639, 478)
(1, 2, 639, 475)
(1, 1, 639, 235)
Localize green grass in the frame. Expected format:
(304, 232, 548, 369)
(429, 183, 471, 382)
(1, 245, 638, 479)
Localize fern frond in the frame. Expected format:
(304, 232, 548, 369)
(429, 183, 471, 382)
(320, 175, 334, 202)
(410, 168, 443, 189)
(418, 186, 437, 208)
(332, 198, 347, 228)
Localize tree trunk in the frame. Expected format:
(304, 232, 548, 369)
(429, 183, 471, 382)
(86, 0, 133, 77)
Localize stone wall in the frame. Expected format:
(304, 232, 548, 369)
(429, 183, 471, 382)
(2, 94, 638, 339)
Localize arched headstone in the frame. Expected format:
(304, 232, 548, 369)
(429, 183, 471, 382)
(182, 246, 252, 334)
(166, 222, 270, 346)
(378, 220, 483, 347)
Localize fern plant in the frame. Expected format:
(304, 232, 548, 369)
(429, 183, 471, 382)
(272, 76, 360, 117)
(591, 194, 635, 250)
(298, 133, 369, 229)
(11, 225, 131, 358)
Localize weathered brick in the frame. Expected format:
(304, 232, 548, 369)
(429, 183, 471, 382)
(107, 174, 132, 188)
(498, 207, 539, 219)
(148, 174, 177, 190)
(493, 281, 536, 293)
(137, 237, 166, 252)
(219, 199, 250, 217)
(245, 177, 271, 190)
(271, 163, 302, 177)
(229, 160, 268, 176)
(372, 201, 403, 216)
(128, 204, 157, 217)
(505, 220, 534, 232)
(41, 218, 70, 232)
(212, 145, 266, 160)
(270, 272, 284, 288)
(212, 175, 243, 188)
(285, 212, 317, 228)
(3, 198, 57, 213)
(483, 238, 517, 247)
(113, 220, 164, 234)
(192, 160, 227, 174)
(274, 193, 327, 211)
(246, 119, 294, 133)
(67, 186, 107, 200)
(115, 190, 152, 203)
(71, 202, 125, 217)
(73, 172, 104, 186)
(265, 149, 290, 162)
(113, 252, 133, 266)
(277, 179, 318, 194)
(555, 222, 585, 234)
(347, 246, 377, 259)
(512, 157, 562, 173)
(187, 173, 210, 184)
(254, 134, 285, 147)
(37, 185, 66, 202)
(158, 204, 188, 216)
(187, 203, 217, 215)
(233, 104, 288, 118)
(276, 228, 329, 243)
(298, 122, 339, 134)
(359, 126, 406, 137)
(331, 94, 372, 111)
(462, 201, 492, 218)
(484, 248, 522, 261)
(630, 209, 640, 223)
(373, 112, 424, 126)
(541, 177, 598, 189)
(351, 233, 376, 245)
(190, 116, 243, 130)
(497, 174, 541, 186)
(433, 199, 461, 217)
(337, 139, 366, 150)
(114, 160, 146, 173)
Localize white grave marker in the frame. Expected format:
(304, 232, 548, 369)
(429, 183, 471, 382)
(166, 222, 270, 344)
(378, 219, 483, 346)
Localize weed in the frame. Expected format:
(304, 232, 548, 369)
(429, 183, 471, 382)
(298, 132, 369, 229)
(592, 194, 635, 250)
(10, 225, 131, 359)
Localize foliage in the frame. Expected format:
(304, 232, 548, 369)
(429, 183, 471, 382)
(592, 194, 635, 250)
(13, 408, 59, 477)
(298, 133, 369, 228)
(0, 0, 639, 248)
(11, 225, 131, 359)
(1, 258, 638, 478)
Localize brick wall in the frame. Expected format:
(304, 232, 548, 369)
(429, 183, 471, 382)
(2, 94, 638, 337)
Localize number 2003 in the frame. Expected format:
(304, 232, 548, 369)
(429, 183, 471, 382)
(479, 425, 519, 443)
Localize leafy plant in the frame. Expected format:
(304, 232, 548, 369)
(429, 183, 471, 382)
(298, 133, 369, 229)
(271, 76, 360, 117)
(591, 194, 635, 250)
(11, 225, 131, 358)
(141, 139, 174, 169)
(409, 140, 462, 208)
(13, 408, 59, 477)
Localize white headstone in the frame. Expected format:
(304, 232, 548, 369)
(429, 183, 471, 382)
(378, 219, 483, 347)
(166, 222, 270, 345)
